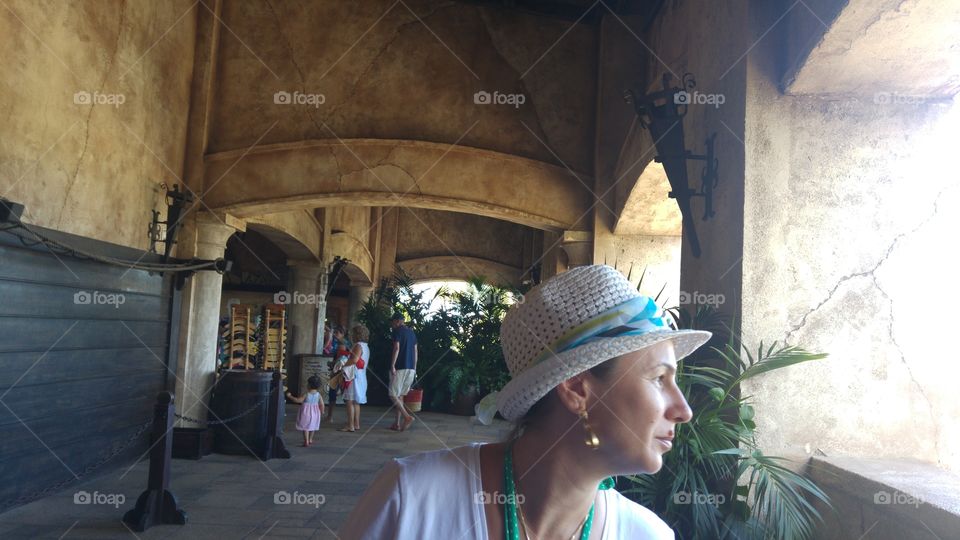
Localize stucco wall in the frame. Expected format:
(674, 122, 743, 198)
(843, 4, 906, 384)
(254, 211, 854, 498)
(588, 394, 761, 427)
(207, 0, 596, 173)
(326, 206, 374, 282)
(743, 1, 960, 472)
(610, 234, 682, 306)
(396, 208, 527, 268)
(1, 1, 197, 250)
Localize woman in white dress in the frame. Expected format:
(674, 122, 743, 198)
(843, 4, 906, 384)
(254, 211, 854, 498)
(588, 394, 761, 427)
(340, 324, 369, 432)
(339, 265, 713, 539)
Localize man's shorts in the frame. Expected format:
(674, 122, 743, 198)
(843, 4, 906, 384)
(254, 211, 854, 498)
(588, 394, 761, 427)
(389, 369, 416, 398)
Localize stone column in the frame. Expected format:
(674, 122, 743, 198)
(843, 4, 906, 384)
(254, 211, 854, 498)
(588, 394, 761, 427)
(315, 271, 329, 352)
(286, 260, 324, 357)
(560, 230, 593, 268)
(347, 284, 374, 329)
(174, 212, 243, 424)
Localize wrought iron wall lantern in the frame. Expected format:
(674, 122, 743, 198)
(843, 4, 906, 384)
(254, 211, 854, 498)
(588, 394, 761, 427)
(325, 256, 350, 298)
(624, 73, 719, 258)
(148, 183, 195, 261)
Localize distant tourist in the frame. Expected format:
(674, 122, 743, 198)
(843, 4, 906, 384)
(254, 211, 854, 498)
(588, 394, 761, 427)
(324, 325, 348, 423)
(388, 313, 417, 432)
(339, 265, 712, 539)
(339, 325, 370, 432)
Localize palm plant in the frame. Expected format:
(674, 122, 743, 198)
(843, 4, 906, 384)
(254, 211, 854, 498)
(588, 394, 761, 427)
(621, 305, 832, 540)
(357, 269, 455, 406)
(434, 277, 514, 409)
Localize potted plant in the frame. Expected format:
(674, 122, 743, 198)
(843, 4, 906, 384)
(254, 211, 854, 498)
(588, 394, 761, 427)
(436, 278, 513, 414)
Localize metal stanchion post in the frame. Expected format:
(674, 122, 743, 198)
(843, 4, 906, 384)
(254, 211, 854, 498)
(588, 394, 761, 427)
(123, 392, 187, 531)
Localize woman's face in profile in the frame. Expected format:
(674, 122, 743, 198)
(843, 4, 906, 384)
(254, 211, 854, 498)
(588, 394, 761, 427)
(591, 340, 693, 475)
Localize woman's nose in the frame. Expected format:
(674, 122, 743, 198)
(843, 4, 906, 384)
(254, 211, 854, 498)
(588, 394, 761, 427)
(670, 391, 693, 424)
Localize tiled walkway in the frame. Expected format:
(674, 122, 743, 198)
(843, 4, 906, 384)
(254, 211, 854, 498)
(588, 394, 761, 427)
(0, 405, 511, 539)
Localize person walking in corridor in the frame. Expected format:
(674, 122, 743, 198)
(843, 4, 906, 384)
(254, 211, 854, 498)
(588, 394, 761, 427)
(388, 313, 417, 432)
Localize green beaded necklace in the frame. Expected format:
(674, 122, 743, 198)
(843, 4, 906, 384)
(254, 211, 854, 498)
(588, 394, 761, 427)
(503, 442, 615, 540)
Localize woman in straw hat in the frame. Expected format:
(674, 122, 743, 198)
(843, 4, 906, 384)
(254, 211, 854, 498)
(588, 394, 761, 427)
(339, 265, 711, 539)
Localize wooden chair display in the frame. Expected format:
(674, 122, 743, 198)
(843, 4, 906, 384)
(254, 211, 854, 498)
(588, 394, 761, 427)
(226, 304, 258, 369)
(261, 303, 287, 373)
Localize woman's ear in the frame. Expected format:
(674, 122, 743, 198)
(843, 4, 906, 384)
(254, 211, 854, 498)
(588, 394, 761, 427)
(553, 372, 598, 415)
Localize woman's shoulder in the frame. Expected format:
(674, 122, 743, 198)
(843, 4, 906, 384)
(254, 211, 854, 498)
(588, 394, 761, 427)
(393, 443, 480, 477)
(603, 489, 676, 539)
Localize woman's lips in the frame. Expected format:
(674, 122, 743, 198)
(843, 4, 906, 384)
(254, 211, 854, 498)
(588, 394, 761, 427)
(655, 437, 673, 450)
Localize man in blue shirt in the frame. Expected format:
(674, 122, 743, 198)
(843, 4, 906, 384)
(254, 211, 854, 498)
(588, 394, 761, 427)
(389, 312, 418, 431)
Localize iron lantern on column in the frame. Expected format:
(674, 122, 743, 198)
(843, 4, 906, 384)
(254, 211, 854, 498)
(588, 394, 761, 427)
(625, 73, 719, 258)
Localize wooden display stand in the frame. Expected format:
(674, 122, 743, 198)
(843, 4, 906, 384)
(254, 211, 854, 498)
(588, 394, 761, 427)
(261, 304, 286, 372)
(227, 304, 257, 369)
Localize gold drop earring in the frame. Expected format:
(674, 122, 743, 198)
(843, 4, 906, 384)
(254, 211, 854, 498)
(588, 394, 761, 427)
(580, 407, 600, 449)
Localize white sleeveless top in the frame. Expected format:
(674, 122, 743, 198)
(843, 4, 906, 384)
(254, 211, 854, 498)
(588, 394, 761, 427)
(338, 443, 675, 539)
(353, 342, 369, 404)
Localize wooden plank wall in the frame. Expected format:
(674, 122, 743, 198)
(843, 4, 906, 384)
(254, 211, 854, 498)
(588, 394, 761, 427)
(0, 228, 178, 511)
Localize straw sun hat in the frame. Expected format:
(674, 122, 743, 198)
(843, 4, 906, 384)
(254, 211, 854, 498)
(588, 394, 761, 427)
(478, 265, 712, 423)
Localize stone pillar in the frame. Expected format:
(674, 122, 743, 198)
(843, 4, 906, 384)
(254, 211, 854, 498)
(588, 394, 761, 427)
(315, 271, 329, 352)
(286, 260, 324, 357)
(560, 230, 593, 268)
(174, 212, 243, 424)
(347, 284, 374, 329)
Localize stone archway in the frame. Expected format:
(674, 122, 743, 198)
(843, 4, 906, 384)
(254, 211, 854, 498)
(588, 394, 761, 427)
(201, 139, 593, 232)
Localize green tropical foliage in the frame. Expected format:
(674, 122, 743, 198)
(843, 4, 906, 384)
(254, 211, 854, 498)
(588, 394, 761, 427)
(356, 270, 516, 410)
(433, 278, 515, 407)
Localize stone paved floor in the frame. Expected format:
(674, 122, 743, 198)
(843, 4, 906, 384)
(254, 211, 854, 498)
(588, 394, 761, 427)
(0, 405, 511, 539)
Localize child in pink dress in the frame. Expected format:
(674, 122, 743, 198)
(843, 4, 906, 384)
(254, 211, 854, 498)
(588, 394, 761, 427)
(285, 376, 323, 447)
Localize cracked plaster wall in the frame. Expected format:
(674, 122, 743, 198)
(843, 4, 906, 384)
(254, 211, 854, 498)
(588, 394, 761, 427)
(743, 1, 960, 473)
(1, 1, 197, 250)
(207, 0, 596, 173)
